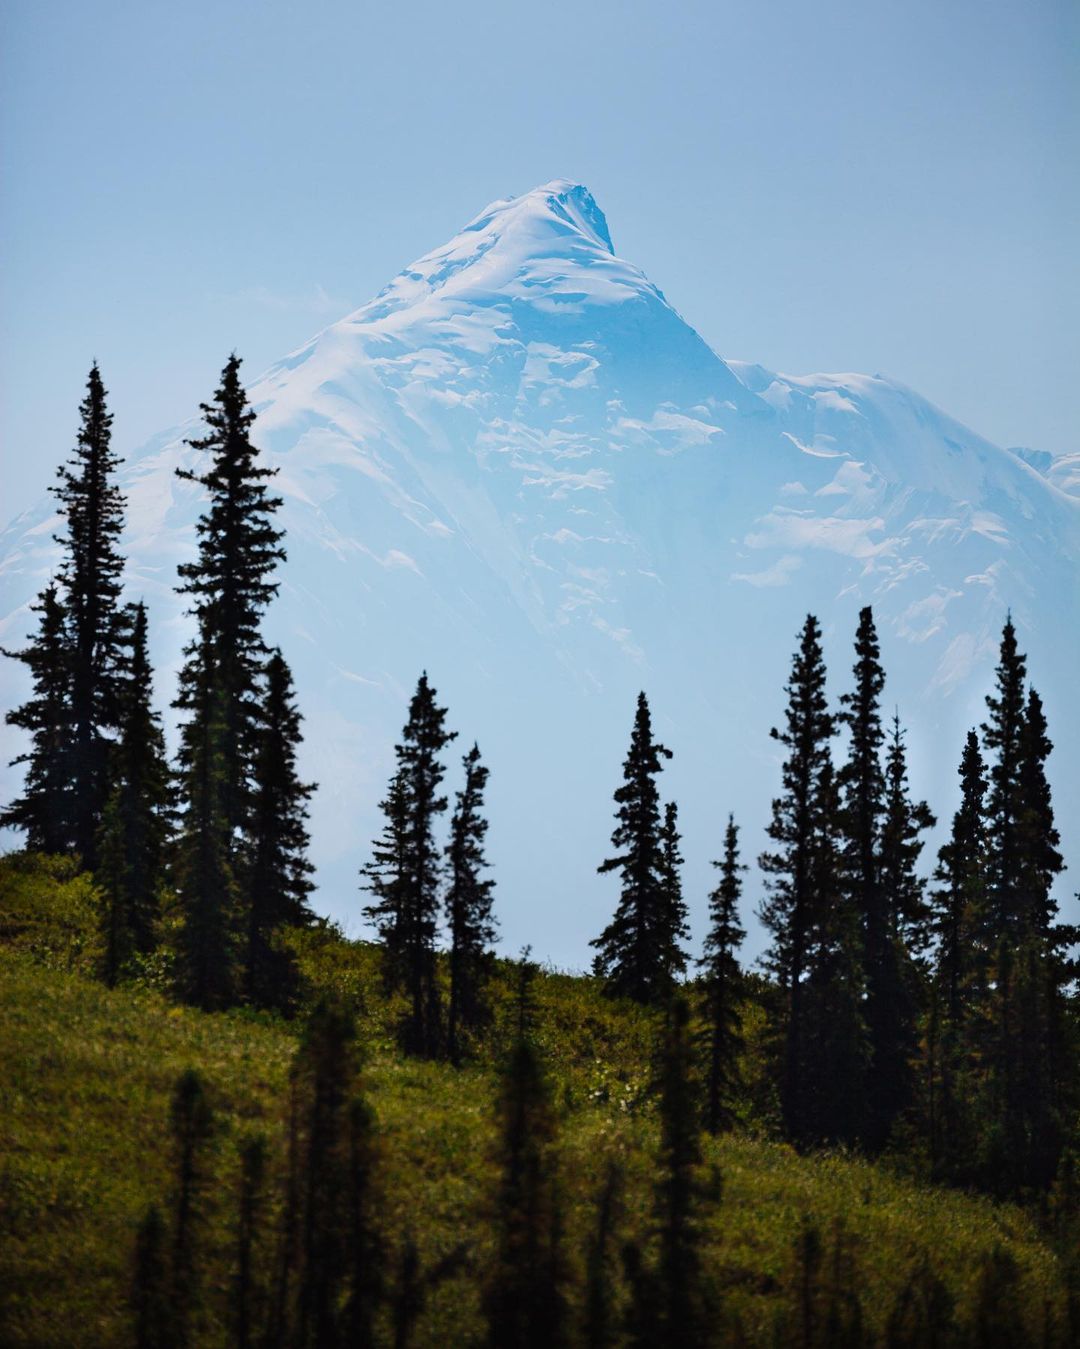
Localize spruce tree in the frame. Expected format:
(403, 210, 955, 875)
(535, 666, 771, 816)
(244, 651, 316, 1011)
(658, 800, 691, 984)
(929, 729, 987, 1176)
(363, 673, 456, 1057)
(981, 615, 1027, 939)
(932, 730, 988, 1030)
(174, 354, 285, 846)
(592, 692, 685, 1004)
(484, 957, 568, 1349)
(760, 616, 865, 1145)
(132, 1204, 171, 1349)
(836, 606, 890, 1150)
(173, 619, 240, 1010)
(1, 584, 77, 852)
(445, 742, 498, 1064)
(865, 714, 934, 1151)
(96, 602, 171, 985)
(699, 814, 745, 1136)
(53, 362, 128, 865)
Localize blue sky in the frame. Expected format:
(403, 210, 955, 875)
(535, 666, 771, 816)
(2, 0, 1076, 512)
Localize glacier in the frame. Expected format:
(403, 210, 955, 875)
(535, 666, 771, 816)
(1, 179, 1077, 967)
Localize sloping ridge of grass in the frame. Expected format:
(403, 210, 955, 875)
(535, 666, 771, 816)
(0, 853, 1069, 1346)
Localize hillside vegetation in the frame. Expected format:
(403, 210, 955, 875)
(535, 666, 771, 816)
(0, 853, 1074, 1348)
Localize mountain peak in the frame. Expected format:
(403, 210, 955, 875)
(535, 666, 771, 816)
(470, 180, 615, 255)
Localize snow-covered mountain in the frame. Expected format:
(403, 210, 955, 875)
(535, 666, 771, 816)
(2, 180, 1077, 965)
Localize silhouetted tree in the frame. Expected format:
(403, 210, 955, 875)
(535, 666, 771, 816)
(1, 584, 77, 851)
(446, 743, 497, 1064)
(699, 814, 745, 1135)
(484, 959, 567, 1348)
(343, 1096, 383, 1349)
(173, 618, 240, 1010)
(884, 1254, 955, 1349)
(866, 713, 934, 1151)
(760, 617, 866, 1146)
(174, 353, 285, 847)
(592, 692, 685, 1004)
(95, 602, 171, 985)
(929, 729, 988, 1177)
(364, 673, 456, 1056)
(243, 651, 315, 1011)
(53, 363, 128, 865)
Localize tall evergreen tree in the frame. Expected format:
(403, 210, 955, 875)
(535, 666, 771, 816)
(243, 651, 316, 1011)
(760, 616, 865, 1145)
(131, 1204, 171, 1349)
(981, 615, 1027, 939)
(929, 729, 988, 1176)
(174, 354, 285, 848)
(1, 584, 77, 851)
(836, 607, 889, 1150)
(445, 742, 497, 1064)
(53, 362, 128, 865)
(363, 673, 456, 1057)
(582, 1163, 623, 1349)
(95, 602, 171, 986)
(484, 961, 567, 1349)
(867, 714, 934, 1150)
(699, 814, 746, 1135)
(173, 619, 240, 1010)
(592, 693, 685, 1004)
(658, 800, 691, 984)
(932, 730, 988, 1030)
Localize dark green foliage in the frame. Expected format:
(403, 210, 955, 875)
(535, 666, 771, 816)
(865, 714, 934, 1151)
(484, 961, 568, 1349)
(95, 602, 171, 986)
(52, 363, 128, 866)
(446, 742, 498, 1064)
(760, 617, 867, 1147)
(232, 1133, 267, 1349)
(168, 1069, 214, 1349)
(173, 619, 240, 1010)
(928, 731, 988, 1179)
(700, 814, 746, 1135)
(592, 692, 686, 1005)
(363, 672, 456, 1057)
(243, 651, 315, 1012)
(582, 1163, 623, 1349)
(132, 1204, 171, 1349)
(1, 584, 78, 851)
(174, 353, 285, 845)
(390, 1236, 469, 1349)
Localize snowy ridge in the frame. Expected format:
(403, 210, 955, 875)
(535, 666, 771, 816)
(1, 182, 1077, 964)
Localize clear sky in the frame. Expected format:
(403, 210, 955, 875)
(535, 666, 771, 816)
(2, 0, 1076, 513)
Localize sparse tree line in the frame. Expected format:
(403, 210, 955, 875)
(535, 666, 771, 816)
(127, 969, 1077, 1349)
(3, 361, 1079, 1339)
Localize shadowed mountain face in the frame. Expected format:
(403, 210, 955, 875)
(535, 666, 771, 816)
(2, 180, 1077, 964)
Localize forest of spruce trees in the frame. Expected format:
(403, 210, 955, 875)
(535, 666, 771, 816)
(3, 360, 1078, 1346)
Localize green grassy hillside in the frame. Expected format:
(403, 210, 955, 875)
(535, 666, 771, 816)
(0, 854, 1071, 1346)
